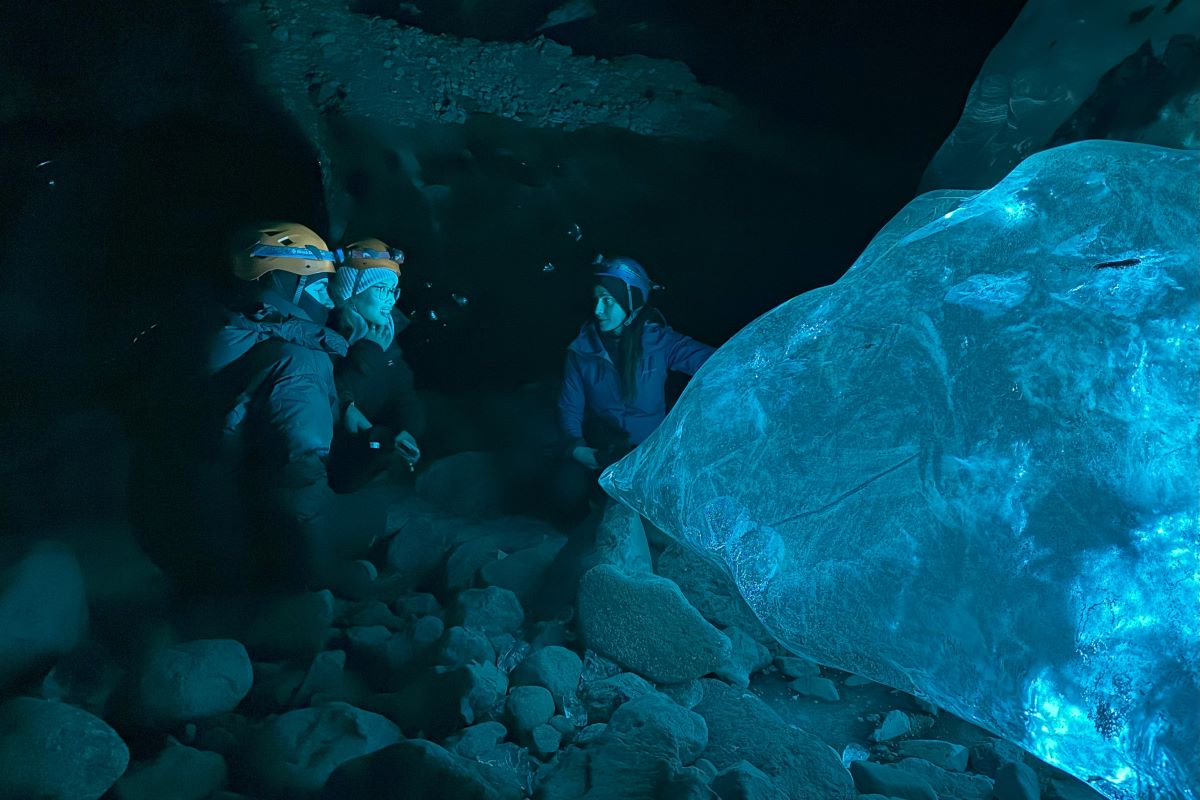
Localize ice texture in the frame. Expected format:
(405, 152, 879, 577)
(922, 0, 1200, 191)
(602, 141, 1199, 800)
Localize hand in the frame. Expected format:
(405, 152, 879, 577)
(343, 402, 372, 434)
(363, 322, 391, 349)
(572, 446, 600, 470)
(394, 430, 421, 465)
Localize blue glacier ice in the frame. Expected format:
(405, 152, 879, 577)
(602, 141, 1200, 800)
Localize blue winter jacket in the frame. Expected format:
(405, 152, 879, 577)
(558, 320, 715, 448)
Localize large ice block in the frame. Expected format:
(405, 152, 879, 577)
(602, 141, 1199, 800)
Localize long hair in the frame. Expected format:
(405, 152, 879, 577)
(616, 306, 664, 400)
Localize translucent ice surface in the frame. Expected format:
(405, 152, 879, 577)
(602, 142, 1199, 800)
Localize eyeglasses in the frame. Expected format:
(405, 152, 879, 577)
(370, 284, 401, 301)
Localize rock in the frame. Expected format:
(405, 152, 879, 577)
(896, 739, 969, 772)
(592, 500, 653, 573)
(659, 679, 704, 709)
(245, 661, 307, 714)
(969, 738, 1027, 778)
(994, 760, 1040, 800)
(508, 646, 582, 713)
(538, 694, 708, 800)
(40, 641, 124, 717)
(711, 759, 782, 799)
(894, 757, 993, 800)
(346, 620, 442, 690)
(112, 740, 227, 800)
(693, 757, 717, 781)
(715, 626, 772, 688)
(0, 543, 88, 688)
(445, 519, 556, 591)
(843, 674, 874, 687)
(579, 671, 656, 723)
(774, 656, 820, 679)
(392, 592, 442, 620)
(480, 537, 565, 604)
(692, 679, 855, 800)
(338, 600, 407, 630)
(849, 760, 937, 800)
(445, 720, 508, 759)
(365, 663, 508, 738)
(575, 722, 607, 746)
(451, 586, 525, 638)
(871, 709, 912, 742)
(789, 675, 840, 702)
(293, 650, 353, 706)
(384, 514, 448, 591)
(654, 543, 774, 642)
(659, 765, 713, 799)
(132, 639, 253, 726)
(529, 723, 562, 759)
(417, 452, 511, 517)
(577, 565, 731, 684)
(244, 702, 401, 797)
(436, 626, 497, 668)
(323, 738, 524, 800)
(243, 591, 336, 660)
(506, 685, 555, 738)
(0, 696, 129, 800)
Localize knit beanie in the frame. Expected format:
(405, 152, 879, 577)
(596, 275, 645, 317)
(330, 266, 399, 305)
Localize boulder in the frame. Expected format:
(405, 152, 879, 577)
(445, 721, 508, 759)
(436, 626, 497, 669)
(592, 501, 653, 574)
(384, 514, 449, 591)
(243, 591, 336, 660)
(849, 760, 936, 800)
(0, 543, 88, 688)
(789, 675, 840, 702)
(450, 586, 525, 638)
(896, 739, 969, 772)
(133, 639, 253, 726)
(711, 759, 783, 799)
(244, 702, 401, 797)
(578, 671, 656, 724)
(715, 626, 772, 688)
(0, 696, 128, 800)
(894, 757, 993, 800)
(871, 709, 912, 742)
(323, 738, 524, 800)
(480, 537, 565, 604)
(577, 565, 731, 684)
(505, 685, 555, 738)
(112, 740, 227, 800)
(994, 760, 1041, 800)
(693, 680, 855, 800)
(508, 646, 583, 713)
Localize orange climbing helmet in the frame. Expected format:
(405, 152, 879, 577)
(231, 222, 337, 281)
(336, 237, 404, 275)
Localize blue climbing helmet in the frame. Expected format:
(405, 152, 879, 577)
(594, 256, 653, 315)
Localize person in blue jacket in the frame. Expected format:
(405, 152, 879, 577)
(558, 256, 715, 474)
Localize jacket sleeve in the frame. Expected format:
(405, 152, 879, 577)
(664, 329, 716, 376)
(335, 341, 381, 411)
(557, 351, 587, 449)
(384, 354, 426, 438)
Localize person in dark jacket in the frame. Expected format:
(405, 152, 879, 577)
(325, 238, 425, 493)
(554, 257, 714, 518)
(130, 221, 356, 597)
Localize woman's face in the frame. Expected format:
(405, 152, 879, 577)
(593, 285, 627, 332)
(351, 284, 398, 327)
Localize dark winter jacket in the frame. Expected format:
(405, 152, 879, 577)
(558, 320, 714, 449)
(209, 304, 347, 464)
(334, 339, 425, 438)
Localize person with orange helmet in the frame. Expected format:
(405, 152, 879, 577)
(325, 238, 425, 492)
